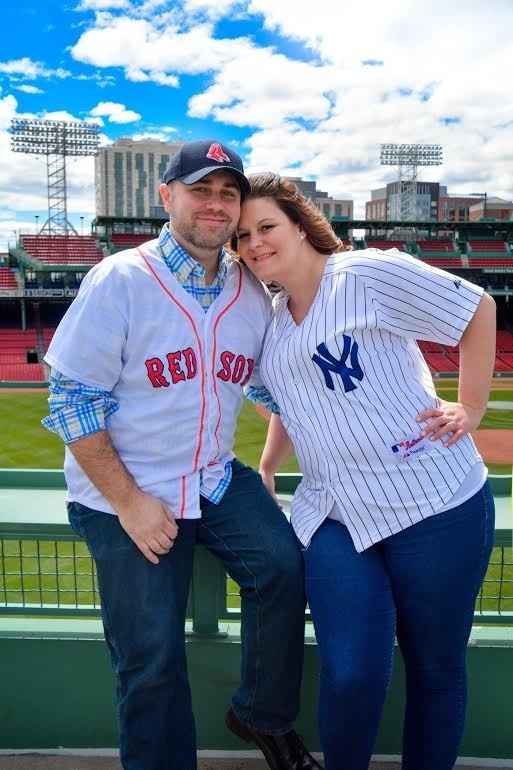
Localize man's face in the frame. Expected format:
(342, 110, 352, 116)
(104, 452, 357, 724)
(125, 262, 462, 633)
(160, 170, 241, 251)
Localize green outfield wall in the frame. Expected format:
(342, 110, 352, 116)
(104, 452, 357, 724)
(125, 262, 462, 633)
(0, 471, 512, 759)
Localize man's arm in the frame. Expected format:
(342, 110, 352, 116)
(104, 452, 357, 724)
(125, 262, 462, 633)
(69, 431, 177, 565)
(43, 370, 177, 563)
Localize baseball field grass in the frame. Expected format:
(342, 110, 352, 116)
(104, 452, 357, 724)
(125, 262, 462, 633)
(1, 386, 511, 615)
(1, 386, 512, 472)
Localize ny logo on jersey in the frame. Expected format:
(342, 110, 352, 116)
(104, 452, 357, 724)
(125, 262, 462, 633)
(312, 336, 364, 393)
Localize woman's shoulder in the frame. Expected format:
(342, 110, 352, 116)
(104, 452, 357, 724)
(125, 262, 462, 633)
(325, 247, 412, 277)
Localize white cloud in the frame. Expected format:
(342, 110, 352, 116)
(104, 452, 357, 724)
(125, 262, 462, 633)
(76, 0, 131, 9)
(125, 67, 178, 87)
(0, 218, 42, 251)
(131, 125, 178, 141)
(0, 57, 71, 80)
(71, 17, 253, 82)
(189, 51, 337, 128)
(90, 101, 141, 123)
(131, 131, 173, 141)
(14, 85, 44, 95)
(182, 0, 241, 19)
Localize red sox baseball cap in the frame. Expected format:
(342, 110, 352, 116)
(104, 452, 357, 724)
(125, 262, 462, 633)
(162, 139, 250, 198)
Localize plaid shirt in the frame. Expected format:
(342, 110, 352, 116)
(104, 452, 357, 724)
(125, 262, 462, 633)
(42, 225, 276, 503)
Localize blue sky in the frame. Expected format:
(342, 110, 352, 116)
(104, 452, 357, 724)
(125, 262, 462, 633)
(1, 0, 512, 249)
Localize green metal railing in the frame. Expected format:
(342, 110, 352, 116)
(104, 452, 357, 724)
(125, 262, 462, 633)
(1, 474, 512, 633)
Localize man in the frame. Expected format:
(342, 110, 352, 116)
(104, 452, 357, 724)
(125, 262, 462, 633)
(42, 140, 321, 770)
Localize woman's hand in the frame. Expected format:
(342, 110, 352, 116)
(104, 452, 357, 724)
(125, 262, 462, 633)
(416, 399, 486, 447)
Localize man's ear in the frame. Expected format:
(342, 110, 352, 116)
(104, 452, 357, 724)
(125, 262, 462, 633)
(159, 183, 172, 213)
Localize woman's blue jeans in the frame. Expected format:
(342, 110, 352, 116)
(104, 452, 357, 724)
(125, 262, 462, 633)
(68, 459, 305, 770)
(303, 481, 495, 770)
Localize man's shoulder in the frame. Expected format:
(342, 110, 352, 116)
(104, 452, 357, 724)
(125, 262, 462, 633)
(88, 240, 159, 282)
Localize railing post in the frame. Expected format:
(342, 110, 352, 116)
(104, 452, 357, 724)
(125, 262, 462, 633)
(191, 545, 227, 638)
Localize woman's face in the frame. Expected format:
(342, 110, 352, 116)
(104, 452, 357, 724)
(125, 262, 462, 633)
(237, 197, 303, 285)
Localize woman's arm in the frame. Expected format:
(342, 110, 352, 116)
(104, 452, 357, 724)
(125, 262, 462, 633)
(259, 413, 295, 497)
(417, 292, 496, 446)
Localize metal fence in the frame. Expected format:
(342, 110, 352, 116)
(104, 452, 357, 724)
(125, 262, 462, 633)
(1, 525, 512, 631)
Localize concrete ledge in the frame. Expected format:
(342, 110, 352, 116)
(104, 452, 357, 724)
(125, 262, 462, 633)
(0, 752, 511, 770)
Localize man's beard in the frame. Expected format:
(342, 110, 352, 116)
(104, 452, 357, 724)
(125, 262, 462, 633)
(173, 217, 235, 250)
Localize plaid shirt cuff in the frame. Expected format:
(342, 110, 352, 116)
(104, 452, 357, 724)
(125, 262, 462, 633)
(245, 385, 280, 415)
(41, 372, 119, 444)
(200, 461, 233, 504)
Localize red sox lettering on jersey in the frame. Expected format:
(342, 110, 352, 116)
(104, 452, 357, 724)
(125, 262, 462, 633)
(145, 348, 254, 389)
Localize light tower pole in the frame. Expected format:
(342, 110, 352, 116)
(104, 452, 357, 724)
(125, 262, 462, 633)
(470, 192, 487, 219)
(380, 143, 443, 222)
(10, 119, 100, 235)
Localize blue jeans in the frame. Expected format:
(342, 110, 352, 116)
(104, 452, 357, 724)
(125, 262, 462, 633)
(303, 481, 495, 770)
(68, 459, 305, 770)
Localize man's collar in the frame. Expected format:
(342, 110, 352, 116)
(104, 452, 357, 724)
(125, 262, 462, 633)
(158, 223, 228, 282)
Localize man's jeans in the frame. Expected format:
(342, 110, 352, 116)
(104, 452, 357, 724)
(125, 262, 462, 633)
(303, 481, 495, 770)
(68, 459, 305, 770)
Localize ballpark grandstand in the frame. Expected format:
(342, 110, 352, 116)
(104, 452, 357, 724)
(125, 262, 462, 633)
(1, 215, 512, 384)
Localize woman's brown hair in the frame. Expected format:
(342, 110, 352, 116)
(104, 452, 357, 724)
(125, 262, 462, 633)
(237, 172, 349, 255)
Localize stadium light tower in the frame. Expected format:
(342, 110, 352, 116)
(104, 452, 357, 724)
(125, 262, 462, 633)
(10, 119, 100, 236)
(380, 143, 443, 221)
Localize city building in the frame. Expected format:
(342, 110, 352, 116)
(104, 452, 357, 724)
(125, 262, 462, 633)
(365, 182, 446, 221)
(286, 177, 353, 219)
(469, 197, 513, 222)
(438, 195, 482, 222)
(95, 138, 184, 218)
(365, 188, 387, 220)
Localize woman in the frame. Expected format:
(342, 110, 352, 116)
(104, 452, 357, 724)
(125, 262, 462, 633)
(237, 173, 496, 770)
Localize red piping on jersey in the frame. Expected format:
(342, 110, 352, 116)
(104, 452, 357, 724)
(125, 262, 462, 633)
(138, 249, 206, 473)
(210, 263, 243, 456)
(179, 476, 186, 518)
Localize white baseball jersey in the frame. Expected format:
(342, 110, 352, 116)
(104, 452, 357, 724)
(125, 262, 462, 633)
(258, 248, 486, 552)
(45, 240, 271, 517)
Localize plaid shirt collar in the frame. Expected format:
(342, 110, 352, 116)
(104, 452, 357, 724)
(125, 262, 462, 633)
(158, 223, 228, 288)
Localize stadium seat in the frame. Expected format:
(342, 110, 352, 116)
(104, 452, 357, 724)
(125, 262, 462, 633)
(497, 353, 513, 370)
(467, 258, 513, 268)
(110, 233, 153, 252)
(421, 353, 459, 373)
(20, 235, 104, 266)
(417, 239, 458, 253)
(366, 239, 406, 251)
(0, 267, 18, 290)
(467, 240, 508, 253)
(0, 363, 44, 381)
(496, 331, 513, 352)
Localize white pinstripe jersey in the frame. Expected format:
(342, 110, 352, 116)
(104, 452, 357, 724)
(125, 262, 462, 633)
(259, 248, 486, 552)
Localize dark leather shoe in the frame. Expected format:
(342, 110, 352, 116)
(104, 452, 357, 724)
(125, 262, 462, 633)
(226, 707, 324, 770)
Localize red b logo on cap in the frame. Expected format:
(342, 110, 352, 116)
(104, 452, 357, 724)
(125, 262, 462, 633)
(206, 143, 231, 163)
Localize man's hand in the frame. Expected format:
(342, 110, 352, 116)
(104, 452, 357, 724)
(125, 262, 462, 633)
(117, 490, 178, 564)
(416, 399, 486, 448)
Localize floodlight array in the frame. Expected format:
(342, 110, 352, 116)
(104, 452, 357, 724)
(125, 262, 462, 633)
(10, 119, 100, 156)
(380, 143, 443, 167)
